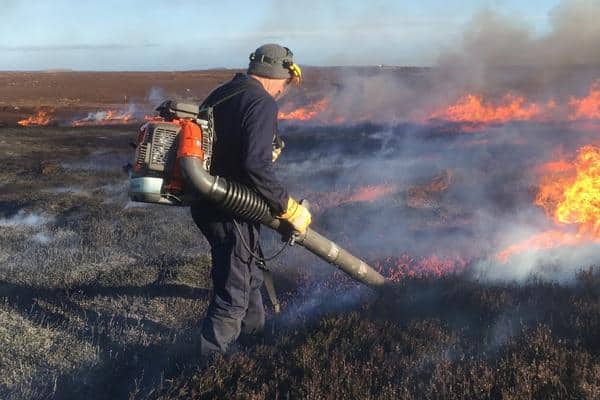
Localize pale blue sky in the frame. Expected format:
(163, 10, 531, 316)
(1, 0, 561, 70)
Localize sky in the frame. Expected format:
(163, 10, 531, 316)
(0, 0, 562, 71)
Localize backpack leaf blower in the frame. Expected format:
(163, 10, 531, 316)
(129, 100, 386, 289)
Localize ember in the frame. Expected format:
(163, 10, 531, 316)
(407, 170, 453, 209)
(376, 254, 468, 281)
(17, 109, 54, 126)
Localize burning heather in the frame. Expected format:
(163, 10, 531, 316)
(537, 145, 600, 234)
(3, 66, 600, 398)
(375, 254, 469, 281)
(569, 80, 600, 120)
(300, 183, 398, 213)
(279, 80, 600, 126)
(17, 109, 54, 126)
(496, 145, 600, 263)
(428, 94, 547, 124)
(345, 184, 397, 203)
(425, 81, 600, 125)
(70, 107, 137, 126)
(15, 106, 152, 127)
(278, 98, 330, 121)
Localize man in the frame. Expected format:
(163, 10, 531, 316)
(191, 44, 311, 356)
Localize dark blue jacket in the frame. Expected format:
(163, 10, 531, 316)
(201, 73, 289, 215)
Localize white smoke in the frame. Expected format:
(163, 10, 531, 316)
(0, 211, 51, 227)
(146, 86, 167, 106)
(31, 232, 52, 244)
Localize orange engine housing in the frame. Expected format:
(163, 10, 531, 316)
(130, 117, 207, 205)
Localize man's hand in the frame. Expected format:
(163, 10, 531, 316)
(279, 197, 311, 235)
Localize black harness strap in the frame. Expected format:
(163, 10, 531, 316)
(263, 270, 281, 314)
(257, 246, 281, 314)
(199, 82, 250, 111)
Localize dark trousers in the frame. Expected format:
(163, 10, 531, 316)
(191, 203, 265, 355)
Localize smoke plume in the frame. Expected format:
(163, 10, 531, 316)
(436, 0, 600, 95)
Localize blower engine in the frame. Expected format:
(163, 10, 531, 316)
(129, 101, 211, 206)
(128, 100, 386, 289)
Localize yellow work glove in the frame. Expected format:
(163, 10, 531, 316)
(279, 197, 312, 235)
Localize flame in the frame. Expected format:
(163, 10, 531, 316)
(308, 184, 397, 211)
(17, 109, 54, 126)
(377, 254, 468, 281)
(429, 94, 544, 124)
(497, 145, 600, 262)
(429, 80, 600, 126)
(277, 79, 600, 125)
(569, 80, 600, 120)
(309, 174, 452, 212)
(495, 230, 588, 263)
(536, 159, 573, 174)
(71, 109, 136, 126)
(278, 99, 329, 121)
(536, 145, 600, 235)
(345, 184, 397, 203)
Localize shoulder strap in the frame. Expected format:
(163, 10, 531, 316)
(199, 82, 250, 112)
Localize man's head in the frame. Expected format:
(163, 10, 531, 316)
(247, 43, 302, 99)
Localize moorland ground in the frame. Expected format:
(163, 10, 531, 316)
(0, 71, 598, 399)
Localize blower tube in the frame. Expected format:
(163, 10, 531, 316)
(180, 157, 386, 288)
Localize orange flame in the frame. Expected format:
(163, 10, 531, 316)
(536, 145, 600, 235)
(429, 94, 544, 124)
(305, 183, 398, 212)
(569, 80, 600, 120)
(495, 230, 587, 263)
(429, 80, 600, 125)
(277, 80, 600, 125)
(71, 109, 136, 127)
(346, 184, 397, 203)
(17, 109, 54, 126)
(278, 99, 329, 121)
(497, 145, 600, 262)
